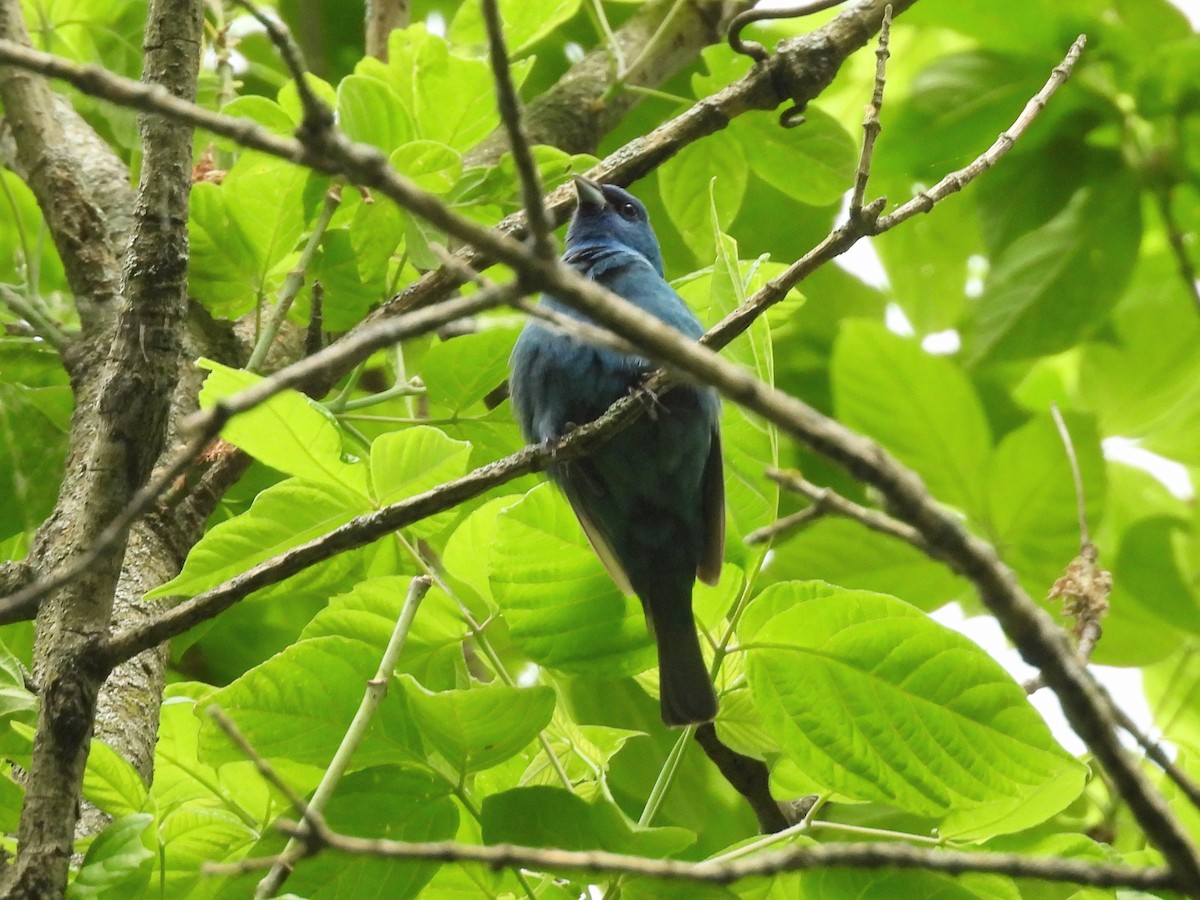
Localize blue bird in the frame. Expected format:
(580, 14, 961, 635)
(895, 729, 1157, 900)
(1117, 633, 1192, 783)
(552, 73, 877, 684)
(509, 176, 725, 726)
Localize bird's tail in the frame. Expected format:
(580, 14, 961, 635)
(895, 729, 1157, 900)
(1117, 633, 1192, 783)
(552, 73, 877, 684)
(650, 603, 718, 727)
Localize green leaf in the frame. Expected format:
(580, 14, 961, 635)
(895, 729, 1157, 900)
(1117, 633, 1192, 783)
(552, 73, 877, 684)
(67, 813, 154, 899)
(490, 484, 655, 677)
(309, 228, 387, 330)
(442, 495, 525, 607)
(0, 383, 68, 541)
(745, 582, 1086, 840)
(198, 359, 369, 495)
(882, 52, 1062, 179)
(187, 181, 262, 317)
(1114, 517, 1200, 638)
(287, 766, 459, 899)
(157, 807, 258, 899)
(336, 74, 413, 154)
(421, 327, 520, 413)
(737, 104, 857, 207)
(198, 636, 422, 769)
(967, 165, 1142, 365)
(449, 0, 582, 55)
(765, 517, 969, 612)
(399, 675, 555, 773)
(659, 135, 747, 260)
(216, 95, 296, 143)
(369, 426, 472, 537)
(390, 141, 463, 194)
(224, 151, 314, 285)
(1080, 249, 1200, 465)
(303, 576, 466, 686)
(481, 786, 694, 857)
(0, 638, 37, 720)
(146, 478, 370, 600)
(82, 740, 149, 819)
(832, 321, 992, 515)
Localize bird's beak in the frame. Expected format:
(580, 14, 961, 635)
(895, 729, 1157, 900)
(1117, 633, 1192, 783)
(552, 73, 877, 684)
(573, 175, 607, 211)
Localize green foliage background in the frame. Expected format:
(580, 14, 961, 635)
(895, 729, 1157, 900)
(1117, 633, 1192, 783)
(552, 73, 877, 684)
(1, 0, 1198, 896)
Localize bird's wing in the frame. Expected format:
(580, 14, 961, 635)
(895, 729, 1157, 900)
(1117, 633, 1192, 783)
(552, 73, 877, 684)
(697, 425, 726, 586)
(558, 465, 635, 596)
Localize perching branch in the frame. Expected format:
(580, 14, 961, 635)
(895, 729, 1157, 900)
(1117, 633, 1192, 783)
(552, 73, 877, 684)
(746, 468, 930, 554)
(211, 823, 1182, 892)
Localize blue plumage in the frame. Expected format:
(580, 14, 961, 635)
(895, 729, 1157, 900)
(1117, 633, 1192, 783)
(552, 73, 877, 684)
(509, 176, 725, 726)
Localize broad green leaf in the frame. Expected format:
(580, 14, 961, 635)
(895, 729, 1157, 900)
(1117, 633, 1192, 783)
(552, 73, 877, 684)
(198, 359, 369, 495)
(881, 52, 1063, 179)
(309, 228, 387, 330)
(421, 327, 520, 413)
(449, 0, 582, 55)
(390, 141, 463, 194)
(67, 813, 154, 899)
(984, 414, 1104, 596)
(873, 173, 979, 333)
(83, 740, 148, 819)
(1080, 250, 1200, 465)
(490, 484, 655, 677)
(1113, 517, 1200, 638)
(349, 193, 406, 284)
(0, 639, 37, 721)
(216, 95, 296, 143)
(793, 868, 1008, 900)
(197, 636, 422, 769)
(737, 104, 857, 207)
(832, 321, 991, 515)
(336, 74, 413, 154)
(399, 675, 555, 773)
(1145, 646, 1200, 753)
(146, 478, 370, 600)
(303, 577, 466, 688)
(745, 583, 1086, 840)
(157, 806, 258, 899)
(287, 766, 459, 900)
(369, 425, 472, 537)
(187, 181, 262, 317)
(363, 27, 530, 151)
(659, 134, 747, 260)
(765, 517, 969, 612)
(277, 74, 337, 124)
(222, 151, 314, 287)
(968, 165, 1142, 365)
(0, 772, 22, 834)
(442, 495, 525, 606)
(481, 786, 694, 857)
(0, 171, 66, 291)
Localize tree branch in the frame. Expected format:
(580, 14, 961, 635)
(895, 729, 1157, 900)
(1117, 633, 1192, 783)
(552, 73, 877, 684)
(211, 824, 1182, 893)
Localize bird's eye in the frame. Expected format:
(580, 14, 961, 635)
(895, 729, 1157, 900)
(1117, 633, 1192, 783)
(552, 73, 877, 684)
(618, 202, 639, 220)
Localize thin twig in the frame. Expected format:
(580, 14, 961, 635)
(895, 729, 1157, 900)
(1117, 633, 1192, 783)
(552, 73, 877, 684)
(207, 826, 1182, 892)
(874, 34, 1087, 231)
(0, 284, 68, 348)
(481, 0, 554, 259)
(748, 468, 932, 553)
(848, 3, 890, 215)
(247, 184, 341, 373)
(1050, 403, 1089, 547)
(256, 576, 432, 897)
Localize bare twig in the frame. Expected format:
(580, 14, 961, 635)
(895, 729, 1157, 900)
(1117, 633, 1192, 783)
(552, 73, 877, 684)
(848, 3, 889, 215)
(874, 34, 1087, 231)
(247, 184, 341, 373)
(481, 0, 554, 258)
(209, 825, 1181, 892)
(256, 576, 432, 897)
(1051, 404, 1089, 547)
(748, 468, 932, 553)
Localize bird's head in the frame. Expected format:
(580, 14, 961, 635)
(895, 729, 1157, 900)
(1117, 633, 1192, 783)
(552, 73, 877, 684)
(565, 176, 665, 276)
